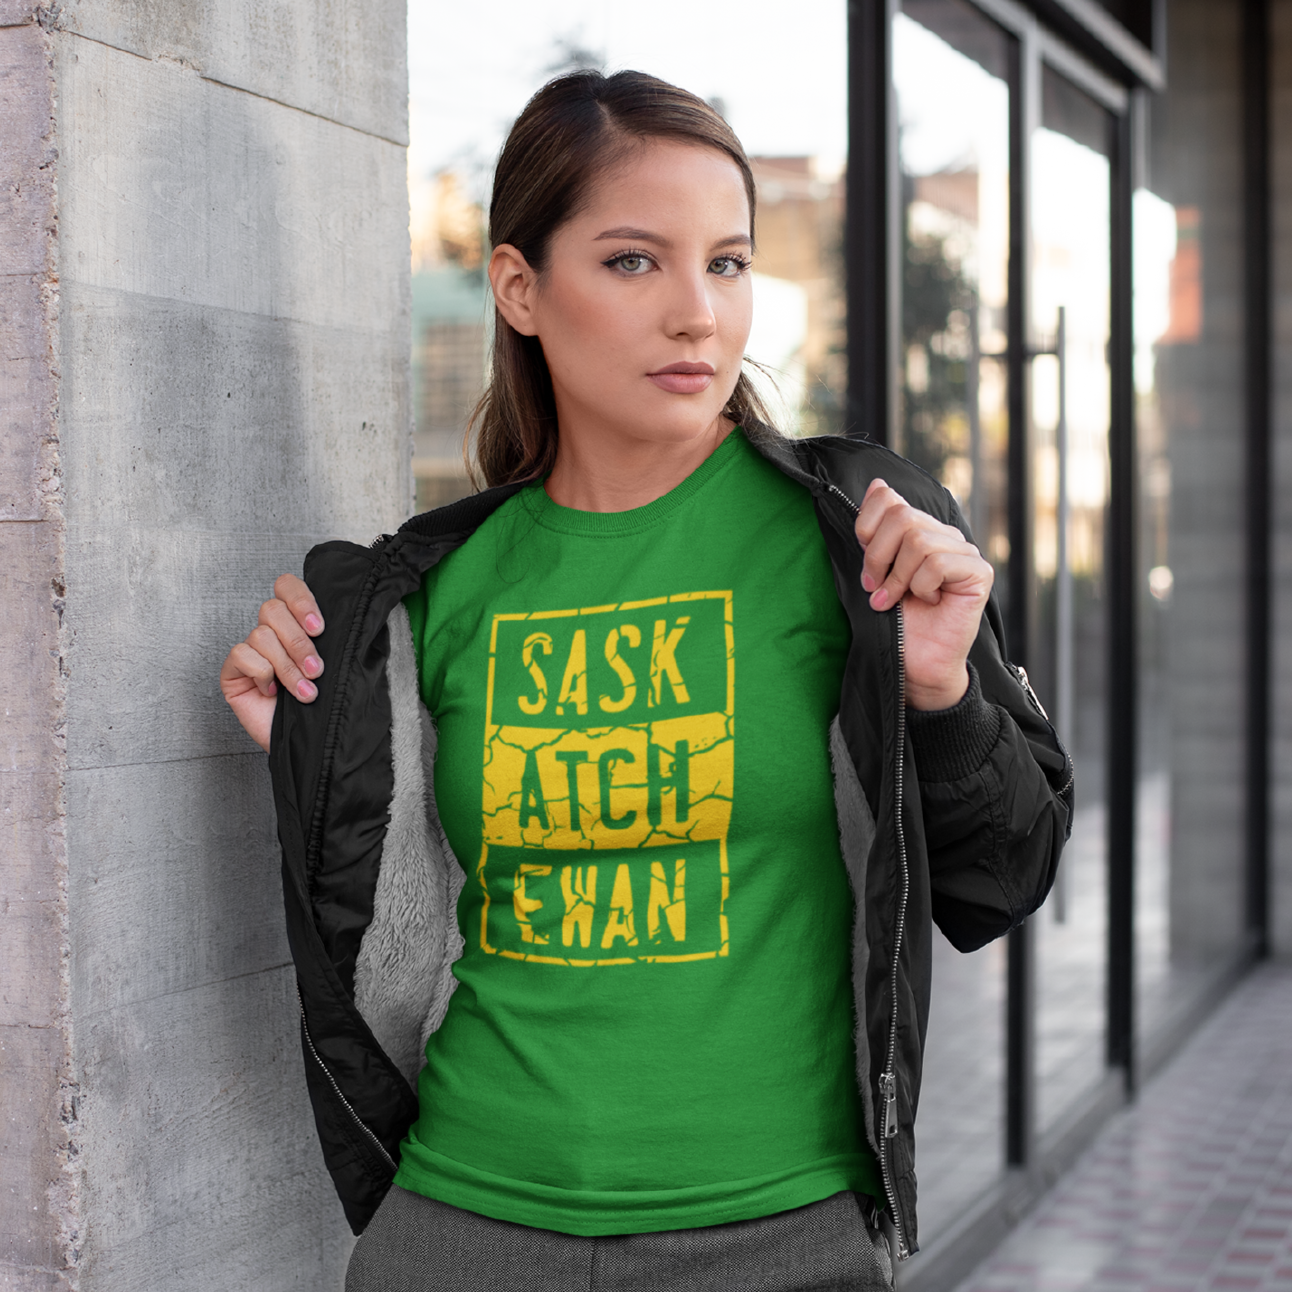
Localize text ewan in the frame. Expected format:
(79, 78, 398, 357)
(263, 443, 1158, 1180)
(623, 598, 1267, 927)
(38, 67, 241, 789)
(512, 858, 688, 950)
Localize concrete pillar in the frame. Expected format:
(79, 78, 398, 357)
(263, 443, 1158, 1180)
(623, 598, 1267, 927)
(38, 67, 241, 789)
(1274, 0, 1292, 957)
(1, 3, 410, 1288)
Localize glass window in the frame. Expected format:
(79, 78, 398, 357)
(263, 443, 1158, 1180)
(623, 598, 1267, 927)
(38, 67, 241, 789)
(1028, 65, 1114, 1137)
(894, 0, 1014, 1234)
(896, 0, 1012, 585)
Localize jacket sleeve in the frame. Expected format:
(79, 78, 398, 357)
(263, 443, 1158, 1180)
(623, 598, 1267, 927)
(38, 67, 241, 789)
(907, 570, 1075, 955)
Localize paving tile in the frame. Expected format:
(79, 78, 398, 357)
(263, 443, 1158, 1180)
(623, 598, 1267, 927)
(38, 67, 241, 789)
(951, 963, 1292, 1292)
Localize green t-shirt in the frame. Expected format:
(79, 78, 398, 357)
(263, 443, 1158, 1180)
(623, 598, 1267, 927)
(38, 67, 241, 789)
(395, 428, 881, 1235)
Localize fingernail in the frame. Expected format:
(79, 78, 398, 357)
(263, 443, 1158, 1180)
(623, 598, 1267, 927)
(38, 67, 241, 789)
(871, 588, 889, 611)
(296, 679, 317, 700)
(861, 573, 876, 593)
(304, 655, 323, 677)
(266, 680, 277, 695)
(305, 614, 323, 634)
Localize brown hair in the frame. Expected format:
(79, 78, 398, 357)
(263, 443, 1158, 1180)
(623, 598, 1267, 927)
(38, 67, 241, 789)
(467, 69, 775, 489)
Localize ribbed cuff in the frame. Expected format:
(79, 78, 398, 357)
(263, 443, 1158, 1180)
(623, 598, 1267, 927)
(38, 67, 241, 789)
(907, 664, 1001, 783)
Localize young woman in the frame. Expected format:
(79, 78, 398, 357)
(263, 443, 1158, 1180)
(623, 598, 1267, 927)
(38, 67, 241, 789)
(221, 71, 1071, 1292)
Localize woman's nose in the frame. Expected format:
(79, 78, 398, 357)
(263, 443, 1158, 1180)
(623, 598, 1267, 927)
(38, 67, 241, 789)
(664, 270, 717, 340)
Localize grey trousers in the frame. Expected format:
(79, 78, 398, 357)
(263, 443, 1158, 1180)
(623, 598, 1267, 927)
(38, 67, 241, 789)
(345, 1186, 895, 1292)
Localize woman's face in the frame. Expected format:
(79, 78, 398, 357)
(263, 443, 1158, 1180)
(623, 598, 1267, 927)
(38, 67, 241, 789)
(492, 139, 754, 452)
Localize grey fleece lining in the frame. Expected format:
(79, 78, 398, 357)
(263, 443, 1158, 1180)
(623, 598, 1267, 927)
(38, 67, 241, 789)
(829, 716, 880, 1156)
(353, 603, 465, 1087)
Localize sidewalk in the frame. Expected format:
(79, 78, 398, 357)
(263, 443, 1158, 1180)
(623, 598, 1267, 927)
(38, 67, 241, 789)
(952, 960, 1292, 1292)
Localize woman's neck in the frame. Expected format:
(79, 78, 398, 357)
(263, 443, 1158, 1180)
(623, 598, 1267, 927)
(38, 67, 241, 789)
(543, 416, 734, 513)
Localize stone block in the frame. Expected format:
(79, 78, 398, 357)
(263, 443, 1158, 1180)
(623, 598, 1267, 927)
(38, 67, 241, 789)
(54, 0, 406, 144)
(0, 1022, 73, 1287)
(73, 967, 352, 1292)
(0, 771, 64, 1027)
(0, 275, 58, 523)
(0, 2, 39, 30)
(65, 755, 287, 1017)
(59, 284, 409, 539)
(0, 22, 55, 278)
(61, 527, 345, 771)
(0, 23, 58, 525)
(0, 770, 72, 1286)
(55, 283, 410, 772)
(0, 522, 63, 775)
(56, 37, 410, 334)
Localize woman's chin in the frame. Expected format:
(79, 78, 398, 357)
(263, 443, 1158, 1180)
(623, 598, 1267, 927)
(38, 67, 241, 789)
(617, 396, 734, 446)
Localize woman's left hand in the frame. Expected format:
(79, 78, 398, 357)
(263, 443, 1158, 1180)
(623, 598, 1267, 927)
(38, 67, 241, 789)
(854, 478, 994, 711)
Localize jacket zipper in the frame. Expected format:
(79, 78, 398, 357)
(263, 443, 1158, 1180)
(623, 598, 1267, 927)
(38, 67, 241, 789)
(1007, 661, 1076, 799)
(824, 482, 911, 1259)
(1008, 661, 1047, 719)
(885, 601, 912, 1260)
(298, 990, 398, 1172)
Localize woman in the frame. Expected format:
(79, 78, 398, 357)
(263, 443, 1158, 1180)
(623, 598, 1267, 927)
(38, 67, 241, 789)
(221, 70, 1071, 1292)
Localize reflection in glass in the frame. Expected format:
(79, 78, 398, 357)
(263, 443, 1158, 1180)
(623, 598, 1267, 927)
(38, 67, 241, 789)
(1133, 186, 1179, 1036)
(410, 171, 490, 511)
(894, 0, 1013, 1236)
(896, 2, 1011, 584)
(747, 158, 847, 437)
(1029, 66, 1111, 1138)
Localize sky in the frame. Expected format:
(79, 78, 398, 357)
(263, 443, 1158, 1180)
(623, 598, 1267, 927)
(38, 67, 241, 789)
(406, 0, 848, 194)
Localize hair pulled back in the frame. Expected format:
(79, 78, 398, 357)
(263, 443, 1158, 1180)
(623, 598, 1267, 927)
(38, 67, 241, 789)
(469, 69, 773, 488)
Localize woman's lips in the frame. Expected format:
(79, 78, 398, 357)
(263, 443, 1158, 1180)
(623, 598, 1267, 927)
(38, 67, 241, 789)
(647, 362, 715, 395)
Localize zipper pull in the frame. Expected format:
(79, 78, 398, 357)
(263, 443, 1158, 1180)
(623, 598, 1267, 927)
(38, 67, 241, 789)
(880, 1072, 899, 1138)
(1011, 662, 1050, 720)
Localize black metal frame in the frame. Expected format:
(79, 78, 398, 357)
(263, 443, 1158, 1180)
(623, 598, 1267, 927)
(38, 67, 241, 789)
(1017, 0, 1164, 87)
(1106, 99, 1137, 1089)
(1003, 26, 1033, 1169)
(846, 0, 895, 445)
(1242, 0, 1271, 960)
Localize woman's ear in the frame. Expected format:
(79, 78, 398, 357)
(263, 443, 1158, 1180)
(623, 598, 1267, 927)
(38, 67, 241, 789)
(489, 244, 540, 337)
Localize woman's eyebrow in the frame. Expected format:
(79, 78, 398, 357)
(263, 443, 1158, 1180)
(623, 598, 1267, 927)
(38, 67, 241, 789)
(592, 228, 753, 251)
(594, 226, 670, 245)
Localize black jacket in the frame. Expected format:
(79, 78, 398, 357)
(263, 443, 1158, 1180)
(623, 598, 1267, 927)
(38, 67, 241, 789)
(268, 428, 1073, 1258)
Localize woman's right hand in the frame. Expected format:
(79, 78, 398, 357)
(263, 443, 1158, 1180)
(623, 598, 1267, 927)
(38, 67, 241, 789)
(220, 574, 326, 753)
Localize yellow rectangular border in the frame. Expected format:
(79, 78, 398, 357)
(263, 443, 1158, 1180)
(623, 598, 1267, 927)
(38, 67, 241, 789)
(479, 591, 734, 965)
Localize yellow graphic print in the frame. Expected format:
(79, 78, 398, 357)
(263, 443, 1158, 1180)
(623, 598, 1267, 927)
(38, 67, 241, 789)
(479, 592, 734, 966)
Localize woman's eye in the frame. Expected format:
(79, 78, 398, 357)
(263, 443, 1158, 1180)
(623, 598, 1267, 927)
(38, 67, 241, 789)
(709, 256, 749, 278)
(609, 253, 651, 274)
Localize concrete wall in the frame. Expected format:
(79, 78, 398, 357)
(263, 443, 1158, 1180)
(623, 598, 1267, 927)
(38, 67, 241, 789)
(1, 13, 71, 1288)
(1, 2, 410, 1288)
(1274, 0, 1292, 958)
